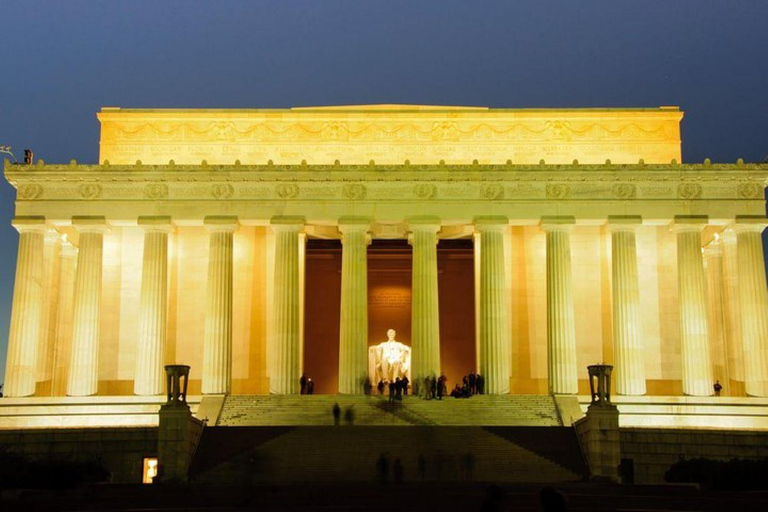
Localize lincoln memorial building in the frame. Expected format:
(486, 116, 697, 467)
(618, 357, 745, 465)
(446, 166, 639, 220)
(3, 104, 768, 420)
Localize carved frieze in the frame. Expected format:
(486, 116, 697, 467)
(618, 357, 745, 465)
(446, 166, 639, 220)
(677, 183, 702, 199)
(17, 184, 43, 200)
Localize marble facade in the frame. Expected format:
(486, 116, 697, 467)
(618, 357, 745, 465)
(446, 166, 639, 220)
(3, 105, 768, 400)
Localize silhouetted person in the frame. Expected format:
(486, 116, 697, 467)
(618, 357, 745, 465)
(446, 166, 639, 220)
(451, 384, 461, 398)
(417, 454, 426, 480)
(402, 375, 409, 396)
(344, 405, 355, 425)
(423, 376, 431, 399)
(300, 373, 307, 394)
(714, 380, 723, 396)
(469, 371, 476, 394)
(389, 380, 396, 404)
(307, 378, 314, 395)
(377, 379, 385, 395)
(24, 149, 33, 165)
(437, 378, 444, 400)
(431, 375, 437, 399)
(395, 377, 403, 400)
(539, 486, 569, 511)
(332, 402, 341, 426)
(363, 377, 372, 395)
(376, 453, 389, 483)
(477, 373, 485, 395)
(393, 458, 404, 483)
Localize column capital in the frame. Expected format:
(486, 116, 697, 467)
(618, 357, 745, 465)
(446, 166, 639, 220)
(407, 216, 442, 234)
(540, 216, 575, 233)
(732, 215, 768, 234)
(72, 216, 109, 234)
(138, 216, 174, 233)
(204, 216, 239, 233)
(12, 216, 47, 234)
(337, 216, 372, 233)
(474, 216, 509, 232)
(606, 215, 642, 233)
(670, 215, 708, 234)
(270, 216, 305, 232)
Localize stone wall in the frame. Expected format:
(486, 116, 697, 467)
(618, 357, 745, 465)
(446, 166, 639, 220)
(0, 427, 157, 483)
(620, 428, 768, 484)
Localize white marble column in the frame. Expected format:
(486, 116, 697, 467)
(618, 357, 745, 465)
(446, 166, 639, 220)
(733, 216, 768, 397)
(67, 217, 108, 396)
(134, 217, 173, 395)
(541, 217, 578, 395)
(337, 218, 370, 394)
(671, 217, 713, 396)
(52, 242, 77, 396)
(409, 218, 442, 384)
(4, 217, 47, 397)
(36, 230, 63, 384)
(270, 217, 304, 394)
(475, 217, 510, 394)
(202, 216, 238, 395)
(704, 236, 730, 395)
(608, 217, 646, 395)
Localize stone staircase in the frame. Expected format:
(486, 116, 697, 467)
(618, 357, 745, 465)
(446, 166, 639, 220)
(217, 394, 562, 427)
(193, 425, 584, 484)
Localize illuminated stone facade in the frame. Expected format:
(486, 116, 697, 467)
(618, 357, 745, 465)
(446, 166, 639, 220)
(3, 105, 768, 401)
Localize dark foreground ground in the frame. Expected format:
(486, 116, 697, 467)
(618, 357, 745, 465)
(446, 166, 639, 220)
(4, 482, 768, 512)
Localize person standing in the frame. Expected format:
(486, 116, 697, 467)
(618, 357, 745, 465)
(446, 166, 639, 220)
(469, 371, 477, 395)
(300, 373, 308, 395)
(402, 375, 409, 396)
(307, 378, 314, 395)
(332, 402, 341, 426)
(714, 380, 723, 396)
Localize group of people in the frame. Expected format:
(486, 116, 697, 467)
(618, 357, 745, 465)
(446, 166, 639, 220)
(299, 373, 315, 395)
(451, 371, 485, 398)
(377, 376, 410, 403)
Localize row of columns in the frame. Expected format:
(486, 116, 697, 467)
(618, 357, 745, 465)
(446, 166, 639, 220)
(4, 214, 768, 397)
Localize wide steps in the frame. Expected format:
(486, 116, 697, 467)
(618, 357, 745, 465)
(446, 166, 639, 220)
(194, 425, 582, 484)
(217, 394, 562, 427)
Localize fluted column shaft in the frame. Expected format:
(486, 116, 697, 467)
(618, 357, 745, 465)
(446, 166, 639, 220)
(134, 218, 172, 395)
(672, 219, 713, 396)
(202, 217, 238, 395)
(270, 218, 304, 394)
(733, 220, 768, 397)
(37, 231, 62, 383)
(337, 219, 370, 394)
(704, 239, 729, 395)
(52, 243, 77, 396)
(609, 219, 646, 395)
(410, 220, 441, 383)
(542, 218, 578, 395)
(67, 218, 108, 396)
(4, 218, 47, 397)
(476, 217, 510, 394)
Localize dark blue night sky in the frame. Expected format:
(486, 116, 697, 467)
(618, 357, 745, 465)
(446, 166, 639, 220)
(0, 1, 767, 382)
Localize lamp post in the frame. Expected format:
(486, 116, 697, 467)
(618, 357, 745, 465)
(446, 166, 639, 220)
(0, 145, 17, 163)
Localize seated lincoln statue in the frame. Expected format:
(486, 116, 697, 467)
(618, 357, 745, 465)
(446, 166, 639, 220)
(368, 329, 412, 385)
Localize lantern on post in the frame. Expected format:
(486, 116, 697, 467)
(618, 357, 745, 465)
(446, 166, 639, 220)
(164, 365, 191, 405)
(587, 363, 613, 405)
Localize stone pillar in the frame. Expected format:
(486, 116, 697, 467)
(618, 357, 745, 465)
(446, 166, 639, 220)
(4, 217, 47, 397)
(67, 217, 108, 397)
(134, 217, 173, 396)
(475, 216, 510, 394)
(270, 217, 304, 394)
(409, 217, 442, 384)
(733, 216, 768, 397)
(37, 230, 63, 384)
(575, 364, 620, 482)
(608, 216, 646, 396)
(541, 216, 578, 395)
(158, 365, 203, 483)
(202, 216, 238, 395)
(52, 243, 78, 396)
(704, 236, 730, 395)
(671, 216, 713, 396)
(337, 217, 370, 394)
